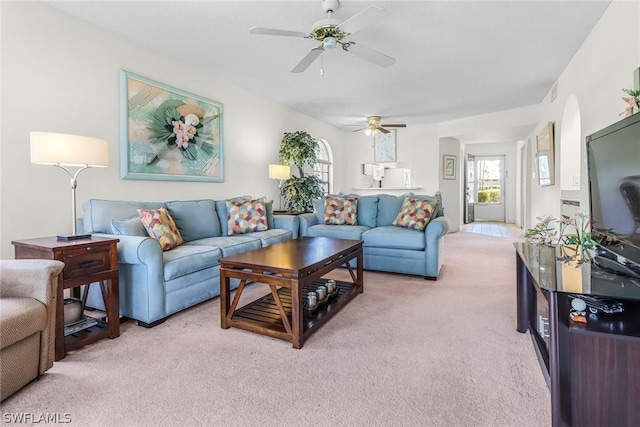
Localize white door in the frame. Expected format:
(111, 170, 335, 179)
(473, 155, 506, 221)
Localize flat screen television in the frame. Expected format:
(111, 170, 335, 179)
(586, 112, 640, 277)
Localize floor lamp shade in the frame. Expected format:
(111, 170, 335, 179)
(30, 132, 109, 167)
(268, 164, 291, 180)
(30, 132, 110, 238)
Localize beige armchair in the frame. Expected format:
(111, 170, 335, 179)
(0, 259, 64, 401)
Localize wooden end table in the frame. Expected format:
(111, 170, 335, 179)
(220, 236, 363, 348)
(12, 236, 120, 360)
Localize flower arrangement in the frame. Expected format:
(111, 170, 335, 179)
(525, 212, 597, 263)
(146, 100, 219, 165)
(621, 88, 639, 118)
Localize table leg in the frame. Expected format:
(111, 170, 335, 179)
(292, 279, 302, 349)
(105, 277, 120, 339)
(357, 251, 364, 293)
(220, 270, 230, 329)
(55, 277, 65, 361)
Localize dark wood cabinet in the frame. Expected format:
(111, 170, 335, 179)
(515, 243, 640, 427)
(12, 236, 120, 361)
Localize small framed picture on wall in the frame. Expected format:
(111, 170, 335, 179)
(443, 154, 456, 180)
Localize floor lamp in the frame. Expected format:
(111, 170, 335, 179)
(30, 131, 109, 240)
(268, 164, 291, 211)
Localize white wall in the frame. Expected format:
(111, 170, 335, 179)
(439, 138, 462, 232)
(525, 0, 640, 228)
(0, 1, 347, 257)
(342, 123, 442, 195)
(1, 0, 637, 257)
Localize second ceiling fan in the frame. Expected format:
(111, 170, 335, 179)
(249, 0, 395, 73)
(353, 116, 407, 136)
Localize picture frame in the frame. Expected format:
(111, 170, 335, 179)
(443, 154, 456, 180)
(120, 70, 224, 182)
(374, 130, 396, 162)
(536, 122, 555, 186)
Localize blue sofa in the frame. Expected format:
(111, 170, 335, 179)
(81, 198, 299, 327)
(299, 193, 449, 279)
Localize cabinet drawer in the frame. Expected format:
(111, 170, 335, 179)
(62, 246, 111, 279)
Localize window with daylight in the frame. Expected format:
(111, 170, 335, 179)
(314, 139, 333, 195)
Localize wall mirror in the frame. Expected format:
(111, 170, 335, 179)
(537, 122, 555, 186)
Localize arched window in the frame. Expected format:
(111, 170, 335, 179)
(314, 139, 333, 195)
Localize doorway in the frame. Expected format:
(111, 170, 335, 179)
(471, 155, 506, 222)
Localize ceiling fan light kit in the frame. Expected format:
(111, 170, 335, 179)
(352, 115, 407, 136)
(249, 0, 395, 73)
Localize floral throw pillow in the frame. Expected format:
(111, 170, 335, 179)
(324, 196, 358, 225)
(227, 198, 268, 235)
(137, 208, 184, 251)
(392, 197, 438, 231)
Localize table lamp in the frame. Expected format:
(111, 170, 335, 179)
(268, 164, 291, 210)
(30, 131, 109, 240)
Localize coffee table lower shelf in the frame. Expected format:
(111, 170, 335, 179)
(230, 279, 358, 342)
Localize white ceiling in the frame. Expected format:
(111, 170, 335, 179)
(45, 0, 610, 138)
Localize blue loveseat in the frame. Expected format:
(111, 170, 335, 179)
(299, 193, 449, 279)
(81, 198, 299, 327)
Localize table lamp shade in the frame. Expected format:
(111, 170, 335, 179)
(30, 132, 109, 167)
(268, 164, 291, 180)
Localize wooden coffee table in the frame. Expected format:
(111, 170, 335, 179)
(220, 236, 363, 348)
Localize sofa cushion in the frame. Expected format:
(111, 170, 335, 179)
(186, 235, 262, 257)
(82, 199, 166, 234)
(392, 197, 438, 231)
(162, 245, 222, 283)
(323, 196, 358, 225)
(307, 224, 370, 241)
(226, 198, 268, 235)
(166, 199, 221, 242)
(0, 297, 47, 349)
(215, 196, 276, 235)
(362, 225, 426, 250)
(138, 208, 184, 251)
(247, 229, 292, 247)
(356, 195, 379, 228)
(376, 193, 412, 226)
(409, 193, 443, 218)
(110, 216, 147, 236)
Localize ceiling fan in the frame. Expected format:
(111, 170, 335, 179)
(352, 116, 407, 136)
(249, 0, 395, 73)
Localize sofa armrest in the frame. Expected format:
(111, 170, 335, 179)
(92, 233, 163, 267)
(426, 216, 450, 240)
(0, 259, 64, 304)
(0, 259, 64, 374)
(273, 215, 300, 239)
(299, 213, 319, 236)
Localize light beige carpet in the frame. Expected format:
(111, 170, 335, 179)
(1, 232, 550, 426)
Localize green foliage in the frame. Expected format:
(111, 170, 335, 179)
(477, 189, 501, 203)
(277, 131, 322, 212)
(622, 88, 640, 102)
(526, 213, 597, 264)
(278, 131, 319, 176)
(281, 175, 324, 213)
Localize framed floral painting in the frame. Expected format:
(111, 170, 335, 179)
(120, 70, 224, 182)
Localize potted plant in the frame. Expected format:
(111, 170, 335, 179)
(278, 131, 324, 213)
(525, 212, 597, 263)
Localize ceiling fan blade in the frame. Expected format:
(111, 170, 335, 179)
(291, 47, 323, 73)
(351, 127, 368, 133)
(381, 124, 407, 128)
(249, 26, 309, 38)
(377, 127, 390, 134)
(337, 6, 384, 35)
(347, 42, 396, 68)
